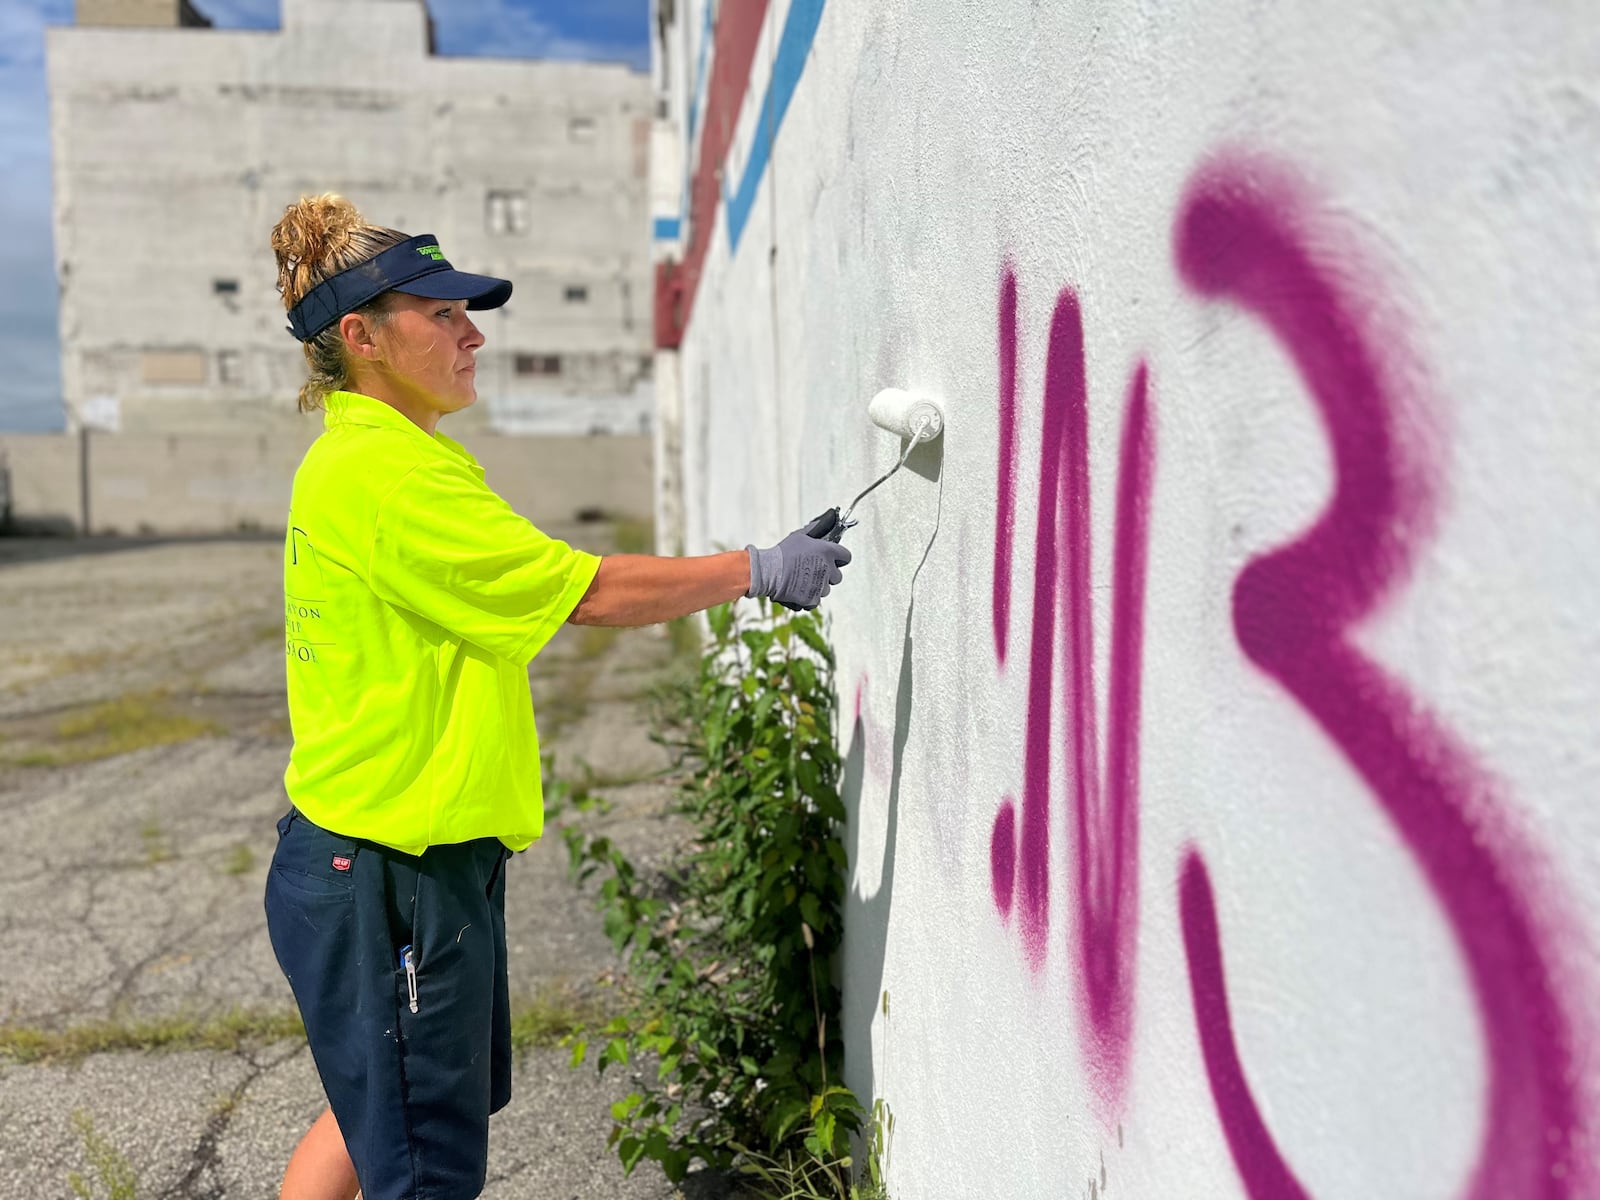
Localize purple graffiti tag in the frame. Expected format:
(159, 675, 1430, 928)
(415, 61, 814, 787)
(991, 796, 1017, 922)
(994, 266, 1020, 665)
(988, 286, 1079, 962)
(988, 280, 1155, 1114)
(1179, 850, 1311, 1199)
(1175, 151, 1589, 1199)
(1008, 287, 1084, 966)
(1067, 362, 1153, 1113)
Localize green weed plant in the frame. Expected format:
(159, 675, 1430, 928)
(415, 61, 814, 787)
(564, 601, 871, 1190)
(66, 1110, 139, 1200)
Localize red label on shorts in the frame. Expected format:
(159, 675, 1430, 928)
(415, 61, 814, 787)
(331, 854, 352, 872)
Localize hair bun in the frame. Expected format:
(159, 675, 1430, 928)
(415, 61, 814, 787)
(271, 193, 368, 308)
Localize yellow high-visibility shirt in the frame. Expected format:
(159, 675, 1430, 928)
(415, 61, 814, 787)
(282, 390, 600, 854)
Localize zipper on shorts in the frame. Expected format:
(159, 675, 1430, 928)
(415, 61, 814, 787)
(399, 944, 419, 1014)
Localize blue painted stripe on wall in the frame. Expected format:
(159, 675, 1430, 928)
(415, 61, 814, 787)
(679, 2, 717, 246)
(653, 216, 683, 240)
(724, 0, 827, 253)
(685, 0, 715, 150)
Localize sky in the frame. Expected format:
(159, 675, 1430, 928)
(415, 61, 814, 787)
(0, 0, 649, 432)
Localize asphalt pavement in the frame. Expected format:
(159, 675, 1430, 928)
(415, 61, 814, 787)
(0, 533, 716, 1199)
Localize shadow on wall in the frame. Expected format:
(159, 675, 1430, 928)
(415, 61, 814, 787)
(842, 442, 944, 1115)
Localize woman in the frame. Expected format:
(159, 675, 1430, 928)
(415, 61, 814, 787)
(265, 194, 851, 1200)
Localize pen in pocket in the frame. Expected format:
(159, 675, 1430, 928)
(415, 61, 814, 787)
(399, 944, 418, 1014)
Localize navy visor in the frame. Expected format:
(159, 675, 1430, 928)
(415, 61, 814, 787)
(286, 233, 512, 341)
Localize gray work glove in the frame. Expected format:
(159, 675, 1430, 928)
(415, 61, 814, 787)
(745, 509, 853, 611)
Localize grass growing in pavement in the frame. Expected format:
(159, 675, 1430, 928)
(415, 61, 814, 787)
(0, 1008, 308, 1065)
(3, 690, 223, 768)
(1, 991, 600, 1067)
(138, 819, 172, 866)
(509, 985, 611, 1061)
(221, 843, 255, 876)
(58, 692, 219, 749)
(209, 1091, 242, 1119)
(67, 1109, 138, 1200)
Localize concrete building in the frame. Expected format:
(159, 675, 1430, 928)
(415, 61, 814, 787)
(47, 0, 654, 436)
(653, 1, 1600, 1197)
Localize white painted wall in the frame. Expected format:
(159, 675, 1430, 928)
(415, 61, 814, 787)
(656, 1, 1600, 1197)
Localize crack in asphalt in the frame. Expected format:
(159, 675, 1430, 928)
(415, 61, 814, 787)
(157, 1042, 309, 1200)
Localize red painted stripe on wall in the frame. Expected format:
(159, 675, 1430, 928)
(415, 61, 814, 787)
(655, 0, 770, 349)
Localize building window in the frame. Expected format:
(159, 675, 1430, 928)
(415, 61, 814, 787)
(217, 349, 244, 385)
(486, 190, 530, 235)
(213, 278, 239, 295)
(140, 350, 206, 385)
(515, 354, 562, 377)
(568, 115, 597, 143)
(563, 285, 588, 303)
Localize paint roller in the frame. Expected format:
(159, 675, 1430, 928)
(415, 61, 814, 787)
(807, 388, 945, 543)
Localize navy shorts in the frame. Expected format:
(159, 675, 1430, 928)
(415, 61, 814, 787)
(264, 809, 512, 1200)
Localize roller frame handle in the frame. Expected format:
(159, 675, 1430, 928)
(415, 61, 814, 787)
(806, 507, 847, 544)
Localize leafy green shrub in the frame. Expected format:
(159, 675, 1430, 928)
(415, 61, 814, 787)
(565, 600, 864, 1186)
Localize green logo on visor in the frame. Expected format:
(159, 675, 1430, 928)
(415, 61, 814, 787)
(416, 244, 445, 261)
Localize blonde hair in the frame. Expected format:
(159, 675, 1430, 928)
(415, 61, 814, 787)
(270, 194, 407, 412)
